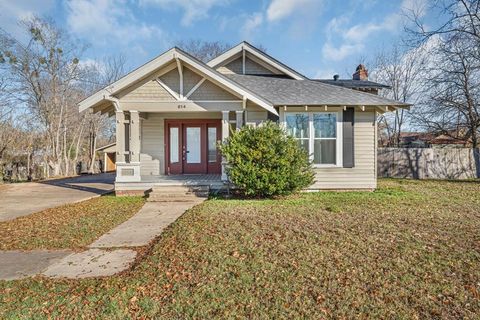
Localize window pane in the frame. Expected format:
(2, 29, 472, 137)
(313, 113, 336, 138)
(169, 127, 179, 163)
(208, 127, 217, 163)
(296, 139, 309, 154)
(314, 140, 336, 164)
(286, 113, 309, 138)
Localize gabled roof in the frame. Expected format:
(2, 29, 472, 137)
(78, 47, 278, 115)
(315, 79, 391, 90)
(207, 41, 307, 80)
(225, 74, 410, 108)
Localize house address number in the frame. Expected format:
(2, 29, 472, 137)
(177, 104, 186, 109)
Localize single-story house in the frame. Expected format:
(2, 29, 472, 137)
(78, 41, 409, 194)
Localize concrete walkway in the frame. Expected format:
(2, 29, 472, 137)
(0, 200, 203, 280)
(33, 199, 203, 279)
(89, 201, 203, 248)
(0, 173, 115, 222)
(43, 249, 137, 279)
(0, 250, 72, 280)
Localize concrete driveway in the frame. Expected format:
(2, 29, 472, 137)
(0, 173, 115, 222)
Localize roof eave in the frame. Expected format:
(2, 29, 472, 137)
(207, 41, 307, 80)
(78, 47, 278, 116)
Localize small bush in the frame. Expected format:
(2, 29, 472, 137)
(219, 121, 315, 197)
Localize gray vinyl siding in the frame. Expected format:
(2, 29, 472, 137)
(118, 79, 174, 101)
(312, 110, 376, 189)
(140, 109, 376, 188)
(159, 68, 180, 94)
(278, 108, 377, 190)
(183, 67, 203, 93)
(217, 58, 243, 74)
(119, 65, 239, 102)
(189, 79, 239, 100)
(245, 58, 275, 75)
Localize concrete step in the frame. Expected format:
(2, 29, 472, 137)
(148, 185, 210, 202)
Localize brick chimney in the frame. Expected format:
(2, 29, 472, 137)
(353, 64, 368, 80)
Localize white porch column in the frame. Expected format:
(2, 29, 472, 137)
(129, 111, 140, 163)
(221, 111, 230, 181)
(115, 111, 126, 163)
(115, 110, 141, 183)
(235, 110, 244, 131)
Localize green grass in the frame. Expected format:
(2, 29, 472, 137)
(0, 195, 145, 250)
(1, 179, 479, 319)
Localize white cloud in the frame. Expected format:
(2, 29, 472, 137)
(140, 0, 228, 26)
(344, 14, 401, 42)
(321, 0, 416, 62)
(314, 68, 338, 80)
(322, 42, 364, 62)
(241, 12, 263, 39)
(266, 0, 318, 22)
(66, 0, 166, 47)
(0, 0, 55, 38)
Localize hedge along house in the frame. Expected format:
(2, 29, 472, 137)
(78, 42, 409, 194)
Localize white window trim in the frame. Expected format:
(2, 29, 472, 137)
(283, 110, 343, 168)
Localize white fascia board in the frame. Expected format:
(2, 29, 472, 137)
(207, 42, 307, 80)
(78, 47, 278, 116)
(207, 43, 244, 68)
(78, 48, 177, 113)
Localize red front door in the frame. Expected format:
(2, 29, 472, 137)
(165, 120, 221, 175)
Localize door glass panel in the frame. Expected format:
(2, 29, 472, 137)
(186, 127, 201, 163)
(208, 127, 217, 163)
(169, 127, 179, 163)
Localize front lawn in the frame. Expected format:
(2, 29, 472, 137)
(1, 179, 479, 318)
(0, 195, 145, 250)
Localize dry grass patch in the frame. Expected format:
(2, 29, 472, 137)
(0, 179, 479, 319)
(0, 195, 145, 250)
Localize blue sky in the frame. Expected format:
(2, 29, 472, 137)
(0, 0, 435, 79)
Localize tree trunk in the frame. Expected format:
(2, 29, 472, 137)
(89, 133, 97, 174)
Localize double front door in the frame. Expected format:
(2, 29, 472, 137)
(165, 120, 221, 174)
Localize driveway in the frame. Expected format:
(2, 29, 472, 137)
(0, 173, 115, 222)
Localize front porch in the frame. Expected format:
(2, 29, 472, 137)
(114, 109, 244, 186)
(115, 174, 225, 192)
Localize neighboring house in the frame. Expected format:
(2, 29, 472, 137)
(78, 41, 409, 193)
(383, 132, 470, 148)
(96, 143, 117, 172)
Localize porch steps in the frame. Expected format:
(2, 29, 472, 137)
(147, 185, 210, 202)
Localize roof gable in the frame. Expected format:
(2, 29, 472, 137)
(207, 41, 307, 80)
(78, 47, 277, 115)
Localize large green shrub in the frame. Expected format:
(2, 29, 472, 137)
(219, 121, 314, 197)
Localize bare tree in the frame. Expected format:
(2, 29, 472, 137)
(371, 44, 429, 146)
(175, 40, 232, 63)
(0, 17, 87, 177)
(176, 39, 267, 63)
(406, 0, 480, 177)
(412, 36, 480, 155)
(78, 54, 125, 174)
(406, 0, 480, 47)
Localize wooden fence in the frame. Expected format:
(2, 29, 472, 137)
(377, 148, 480, 179)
